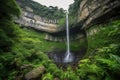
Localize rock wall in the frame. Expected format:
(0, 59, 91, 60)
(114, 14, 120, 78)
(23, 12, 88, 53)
(44, 34, 84, 42)
(15, 11, 85, 42)
(15, 0, 120, 41)
(15, 11, 59, 33)
(78, 0, 120, 29)
(15, 0, 120, 33)
(86, 25, 102, 36)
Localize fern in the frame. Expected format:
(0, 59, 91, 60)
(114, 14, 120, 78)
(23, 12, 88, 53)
(42, 73, 53, 80)
(110, 54, 120, 63)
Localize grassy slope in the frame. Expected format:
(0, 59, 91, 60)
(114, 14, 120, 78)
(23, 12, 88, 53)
(0, 26, 84, 79)
(17, 28, 84, 52)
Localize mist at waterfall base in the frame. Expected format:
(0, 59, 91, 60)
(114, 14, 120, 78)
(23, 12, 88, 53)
(63, 51, 74, 63)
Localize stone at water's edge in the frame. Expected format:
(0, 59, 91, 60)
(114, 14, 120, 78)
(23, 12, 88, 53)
(25, 66, 45, 80)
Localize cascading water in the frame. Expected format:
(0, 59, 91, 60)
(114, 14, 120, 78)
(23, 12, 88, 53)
(63, 12, 74, 63)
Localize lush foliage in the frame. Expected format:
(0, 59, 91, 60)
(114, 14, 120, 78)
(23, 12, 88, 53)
(16, 0, 65, 19)
(77, 20, 120, 80)
(69, 0, 82, 16)
(68, 0, 82, 26)
(1, 18, 120, 79)
(0, 0, 21, 19)
(0, 26, 84, 79)
(0, 0, 120, 80)
(16, 0, 67, 28)
(0, 0, 20, 52)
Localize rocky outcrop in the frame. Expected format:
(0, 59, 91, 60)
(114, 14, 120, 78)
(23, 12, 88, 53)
(78, 0, 120, 29)
(15, 0, 120, 41)
(54, 78, 60, 80)
(44, 34, 84, 42)
(86, 26, 102, 36)
(24, 66, 45, 80)
(15, 11, 59, 33)
(16, 0, 120, 33)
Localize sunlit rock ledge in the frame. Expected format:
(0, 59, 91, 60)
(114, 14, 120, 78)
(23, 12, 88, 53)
(15, 11, 60, 33)
(44, 34, 84, 42)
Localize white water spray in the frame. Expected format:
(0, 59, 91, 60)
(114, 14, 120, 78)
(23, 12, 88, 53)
(63, 12, 74, 63)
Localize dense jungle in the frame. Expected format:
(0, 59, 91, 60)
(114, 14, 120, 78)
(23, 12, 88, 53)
(0, 0, 120, 80)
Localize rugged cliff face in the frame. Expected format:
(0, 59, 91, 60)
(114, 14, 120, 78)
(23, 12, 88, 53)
(15, 0, 66, 33)
(16, 0, 120, 33)
(78, 0, 120, 29)
(15, 0, 120, 41)
(15, 11, 59, 33)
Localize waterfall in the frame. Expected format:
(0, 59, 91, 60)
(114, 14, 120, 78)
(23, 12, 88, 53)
(66, 12, 70, 54)
(63, 12, 74, 63)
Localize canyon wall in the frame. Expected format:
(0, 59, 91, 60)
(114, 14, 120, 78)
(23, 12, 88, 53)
(15, 11, 59, 33)
(16, 0, 120, 33)
(77, 0, 120, 29)
(15, 0, 120, 40)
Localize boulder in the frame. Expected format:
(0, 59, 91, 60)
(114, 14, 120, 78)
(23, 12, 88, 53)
(25, 66, 45, 80)
(54, 77, 60, 80)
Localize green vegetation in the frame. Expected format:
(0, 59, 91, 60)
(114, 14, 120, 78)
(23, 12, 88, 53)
(0, 0, 21, 53)
(77, 20, 120, 80)
(0, 27, 84, 79)
(69, 0, 82, 16)
(86, 20, 120, 56)
(16, 0, 67, 28)
(0, 0, 120, 80)
(18, 29, 66, 52)
(16, 0, 65, 19)
(69, 0, 82, 26)
(1, 18, 120, 80)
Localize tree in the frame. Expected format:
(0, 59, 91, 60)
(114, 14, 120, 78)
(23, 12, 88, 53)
(16, 0, 65, 19)
(0, 0, 21, 20)
(0, 0, 21, 52)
